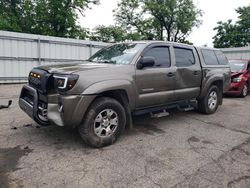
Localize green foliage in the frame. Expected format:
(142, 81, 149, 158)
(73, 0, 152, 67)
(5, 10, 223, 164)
(90, 25, 125, 42)
(0, 0, 202, 43)
(0, 0, 23, 32)
(0, 0, 98, 39)
(89, 25, 149, 42)
(114, 0, 162, 40)
(114, 0, 202, 42)
(213, 5, 250, 48)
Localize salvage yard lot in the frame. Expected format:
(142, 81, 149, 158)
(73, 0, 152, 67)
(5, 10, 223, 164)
(0, 84, 250, 188)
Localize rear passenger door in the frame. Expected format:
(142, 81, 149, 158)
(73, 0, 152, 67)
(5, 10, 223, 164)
(173, 46, 202, 101)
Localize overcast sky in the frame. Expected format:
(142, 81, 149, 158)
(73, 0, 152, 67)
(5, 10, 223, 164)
(79, 0, 250, 47)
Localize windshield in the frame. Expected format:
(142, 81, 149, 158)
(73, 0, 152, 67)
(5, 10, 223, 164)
(229, 60, 246, 72)
(89, 43, 145, 65)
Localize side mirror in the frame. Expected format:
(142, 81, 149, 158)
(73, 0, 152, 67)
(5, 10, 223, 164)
(137, 56, 155, 69)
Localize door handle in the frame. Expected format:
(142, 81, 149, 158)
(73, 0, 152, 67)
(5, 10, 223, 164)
(193, 71, 199, 76)
(167, 72, 174, 77)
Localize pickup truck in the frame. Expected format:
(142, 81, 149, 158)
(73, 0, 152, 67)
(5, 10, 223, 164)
(19, 41, 231, 147)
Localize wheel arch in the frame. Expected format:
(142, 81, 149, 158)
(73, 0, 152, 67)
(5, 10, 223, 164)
(246, 80, 250, 90)
(82, 80, 135, 109)
(82, 89, 133, 130)
(98, 90, 133, 129)
(198, 78, 224, 105)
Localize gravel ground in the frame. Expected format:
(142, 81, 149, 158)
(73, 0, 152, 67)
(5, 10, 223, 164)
(0, 84, 250, 188)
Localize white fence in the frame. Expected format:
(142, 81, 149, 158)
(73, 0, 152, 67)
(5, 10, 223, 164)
(0, 31, 108, 83)
(221, 46, 250, 60)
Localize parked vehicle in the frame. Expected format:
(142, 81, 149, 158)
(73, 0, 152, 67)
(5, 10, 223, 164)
(225, 59, 250, 97)
(19, 41, 231, 147)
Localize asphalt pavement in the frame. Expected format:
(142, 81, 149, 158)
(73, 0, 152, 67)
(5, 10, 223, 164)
(0, 84, 250, 188)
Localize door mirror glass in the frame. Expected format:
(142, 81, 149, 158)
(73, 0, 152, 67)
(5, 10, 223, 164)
(137, 56, 155, 69)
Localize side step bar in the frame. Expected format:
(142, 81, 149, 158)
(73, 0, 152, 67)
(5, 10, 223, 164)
(133, 99, 197, 116)
(150, 110, 169, 118)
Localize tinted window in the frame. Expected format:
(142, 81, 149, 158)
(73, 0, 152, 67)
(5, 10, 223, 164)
(215, 50, 228, 65)
(174, 48, 195, 67)
(143, 47, 170, 67)
(201, 49, 219, 65)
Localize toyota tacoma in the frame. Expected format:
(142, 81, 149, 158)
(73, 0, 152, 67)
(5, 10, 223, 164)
(19, 41, 231, 147)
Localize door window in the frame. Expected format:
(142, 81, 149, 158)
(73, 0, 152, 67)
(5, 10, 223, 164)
(143, 47, 171, 67)
(214, 50, 228, 65)
(201, 49, 219, 65)
(174, 48, 195, 67)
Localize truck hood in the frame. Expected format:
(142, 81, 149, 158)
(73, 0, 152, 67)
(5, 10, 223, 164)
(39, 61, 114, 74)
(36, 61, 134, 95)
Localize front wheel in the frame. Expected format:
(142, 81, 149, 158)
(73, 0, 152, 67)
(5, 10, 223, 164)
(198, 85, 220, 114)
(78, 97, 126, 148)
(240, 83, 248, 98)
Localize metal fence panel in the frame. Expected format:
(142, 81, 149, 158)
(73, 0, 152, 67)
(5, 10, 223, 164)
(0, 31, 108, 83)
(221, 47, 250, 60)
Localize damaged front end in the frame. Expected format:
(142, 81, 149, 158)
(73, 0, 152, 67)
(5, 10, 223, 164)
(19, 68, 54, 126)
(19, 68, 94, 127)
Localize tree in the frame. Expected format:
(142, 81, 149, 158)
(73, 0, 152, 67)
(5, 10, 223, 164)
(0, 0, 23, 32)
(90, 25, 126, 42)
(0, 0, 99, 39)
(114, 0, 202, 42)
(114, 0, 164, 40)
(213, 5, 250, 48)
(90, 25, 149, 42)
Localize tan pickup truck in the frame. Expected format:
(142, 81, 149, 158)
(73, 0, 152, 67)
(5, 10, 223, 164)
(19, 41, 231, 147)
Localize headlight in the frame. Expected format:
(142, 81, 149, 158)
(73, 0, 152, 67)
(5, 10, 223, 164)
(232, 75, 242, 83)
(54, 74, 79, 92)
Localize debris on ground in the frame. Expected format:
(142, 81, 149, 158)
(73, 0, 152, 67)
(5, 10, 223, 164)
(0, 100, 12, 110)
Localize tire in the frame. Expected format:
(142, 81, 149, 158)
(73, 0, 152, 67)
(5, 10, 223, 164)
(240, 83, 248, 98)
(198, 85, 220, 114)
(78, 97, 126, 148)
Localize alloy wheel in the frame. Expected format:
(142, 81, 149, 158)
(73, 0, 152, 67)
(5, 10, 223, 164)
(208, 91, 218, 110)
(94, 109, 119, 138)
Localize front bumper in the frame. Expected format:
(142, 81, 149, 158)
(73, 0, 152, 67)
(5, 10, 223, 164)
(19, 85, 96, 127)
(224, 82, 244, 96)
(19, 85, 49, 125)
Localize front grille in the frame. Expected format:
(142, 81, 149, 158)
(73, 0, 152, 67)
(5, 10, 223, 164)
(29, 76, 41, 87)
(28, 68, 53, 94)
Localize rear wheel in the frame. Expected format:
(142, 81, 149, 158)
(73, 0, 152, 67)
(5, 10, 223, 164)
(240, 83, 248, 98)
(198, 85, 220, 114)
(78, 97, 126, 148)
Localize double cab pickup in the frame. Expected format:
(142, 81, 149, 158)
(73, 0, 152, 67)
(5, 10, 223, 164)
(19, 41, 231, 147)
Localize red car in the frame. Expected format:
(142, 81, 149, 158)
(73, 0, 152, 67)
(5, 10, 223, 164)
(225, 59, 250, 97)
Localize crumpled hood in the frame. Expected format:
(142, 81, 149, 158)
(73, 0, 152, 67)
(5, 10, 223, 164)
(39, 61, 114, 74)
(231, 71, 244, 78)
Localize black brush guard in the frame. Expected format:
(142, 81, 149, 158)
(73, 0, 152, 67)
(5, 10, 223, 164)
(19, 85, 49, 126)
(19, 68, 54, 125)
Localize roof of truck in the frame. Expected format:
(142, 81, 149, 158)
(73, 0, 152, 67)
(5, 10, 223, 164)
(117, 40, 218, 50)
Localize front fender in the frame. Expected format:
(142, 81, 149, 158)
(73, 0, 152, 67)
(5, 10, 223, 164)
(82, 79, 136, 110)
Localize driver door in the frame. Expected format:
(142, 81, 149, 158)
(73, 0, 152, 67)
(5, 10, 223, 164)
(135, 44, 176, 109)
